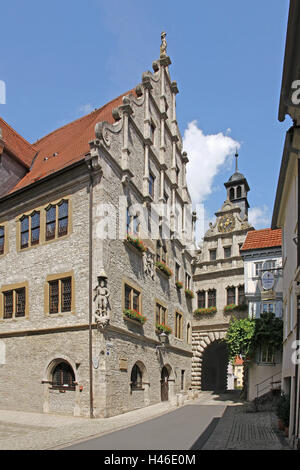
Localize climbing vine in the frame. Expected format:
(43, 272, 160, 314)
(225, 312, 283, 363)
(225, 316, 256, 362)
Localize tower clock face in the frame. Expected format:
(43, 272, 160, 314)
(218, 214, 235, 233)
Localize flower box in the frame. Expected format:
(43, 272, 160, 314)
(185, 289, 194, 299)
(126, 234, 147, 253)
(123, 309, 147, 324)
(175, 281, 183, 290)
(223, 304, 248, 313)
(194, 307, 217, 316)
(155, 261, 173, 278)
(156, 323, 172, 335)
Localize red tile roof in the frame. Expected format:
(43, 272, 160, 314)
(2, 89, 135, 195)
(0, 117, 36, 169)
(241, 228, 282, 251)
(234, 356, 244, 366)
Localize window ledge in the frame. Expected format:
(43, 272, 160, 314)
(123, 315, 144, 327)
(123, 239, 145, 256)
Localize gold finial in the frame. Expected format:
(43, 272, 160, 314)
(160, 31, 167, 58)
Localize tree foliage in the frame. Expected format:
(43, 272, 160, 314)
(225, 316, 256, 362)
(225, 312, 283, 363)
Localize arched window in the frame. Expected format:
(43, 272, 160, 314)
(131, 363, 143, 390)
(229, 188, 235, 200)
(237, 186, 242, 198)
(52, 362, 75, 390)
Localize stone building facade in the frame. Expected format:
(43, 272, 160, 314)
(0, 37, 196, 418)
(191, 161, 254, 391)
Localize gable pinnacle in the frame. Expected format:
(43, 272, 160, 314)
(235, 148, 239, 172)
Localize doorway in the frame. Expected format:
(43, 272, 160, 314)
(161, 366, 169, 401)
(201, 341, 229, 392)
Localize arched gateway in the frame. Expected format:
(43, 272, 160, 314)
(191, 330, 229, 391)
(201, 341, 229, 391)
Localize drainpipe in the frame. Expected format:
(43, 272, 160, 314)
(87, 165, 94, 419)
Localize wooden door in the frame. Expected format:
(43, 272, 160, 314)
(161, 366, 169, 401)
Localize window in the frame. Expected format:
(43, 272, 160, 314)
(209, 249, 217, 261)
(237, 186, 242, 198)
(229, 188, 235, 200)
(227, 286, 235, 305)
(133, 215, 140, 237)
(224, 246, 231, 259)
(48, 276, 73, 314)
(1, 285, 27, 319)
(19, 211, 41, 249)
(156, 302, 167, 325)
(258, 344, 275, 364)
(255, 262, 263, 277)
(131, 363, 143, 390)
(149, 172, 155, 198)
(124, 283, 141, 312)
(0, 226, 4, 255)
(238, 285, 245, 305)
(262, 302, 275, 314)
(197, 291, 206, 309)
(263, 260, 276, 271)
(52, 362, 75, 391)
(175, 263, 180, 283)
(208, 289, 216, 308)
(46, 200, 69, 241)
(185, 273, 191, 290)
(175, 312, 183, 339)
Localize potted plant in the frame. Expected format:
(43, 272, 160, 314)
(123, 309, 147, 324)
(156, 323, 172, 335)
(126, 234, 147, 253)
(175, 281, 183, 290)
(224, 303, 248, 313)
(194, 306, 217, 316)
(276, 393, 290, 434)
(185, 289, 194, 299)
(155, 261, 173, 278)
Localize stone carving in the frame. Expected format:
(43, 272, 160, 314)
(160, 31, 167, 58)
(94, 274, 110, 329)
(143, 251, 155, 279)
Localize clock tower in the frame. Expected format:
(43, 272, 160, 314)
(224, 150, 250, 219)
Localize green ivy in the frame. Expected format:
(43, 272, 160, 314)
(225, 316, 256, 362)
(225, 312, 283, 363)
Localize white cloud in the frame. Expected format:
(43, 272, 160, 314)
(183, 120, 240, 206)
(78, 103, 95, 115)
(248, 205, 271, 229)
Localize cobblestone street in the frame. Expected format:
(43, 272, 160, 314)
(0, 392, 290, 450)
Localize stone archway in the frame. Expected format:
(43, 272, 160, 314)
(191, 330, 228, 391)
(201, 341, 229, 391)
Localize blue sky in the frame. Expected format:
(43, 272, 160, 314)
(0, 0, 291, 235)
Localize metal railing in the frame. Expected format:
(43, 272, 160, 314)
(255, 371, 282, 400)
